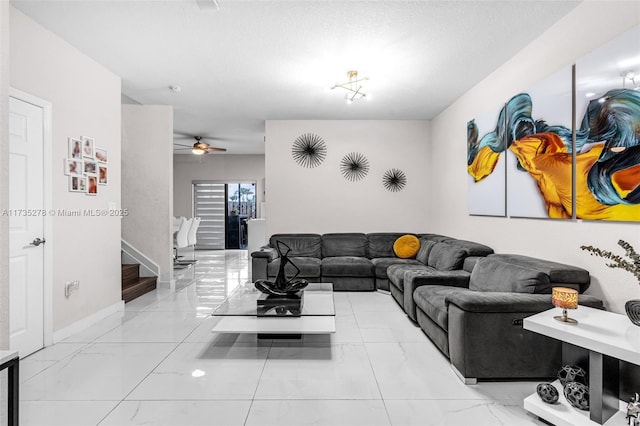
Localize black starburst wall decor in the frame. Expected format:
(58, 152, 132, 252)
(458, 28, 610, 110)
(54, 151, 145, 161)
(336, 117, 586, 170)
(291, 133, 327, 168)
(382, 168, 407, 192)
(340, 152, 370, 181)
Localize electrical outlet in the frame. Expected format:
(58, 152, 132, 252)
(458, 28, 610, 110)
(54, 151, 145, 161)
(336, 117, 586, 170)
(65, 280, 80, 297)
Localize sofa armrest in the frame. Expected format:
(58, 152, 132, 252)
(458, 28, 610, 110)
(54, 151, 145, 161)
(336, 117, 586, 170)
(404, 270, 471, 321)
(447, 293, 604, 381)
(251, 246, 278, 261)
(250, 246, 278, 282)
(445, 292, 604, 313)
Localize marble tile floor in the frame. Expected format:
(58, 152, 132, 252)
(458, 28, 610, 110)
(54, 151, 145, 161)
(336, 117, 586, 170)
(20, 250, 547, 426)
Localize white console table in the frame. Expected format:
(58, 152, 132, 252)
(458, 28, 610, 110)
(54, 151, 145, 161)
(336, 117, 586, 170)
(523, 306, 640, 426)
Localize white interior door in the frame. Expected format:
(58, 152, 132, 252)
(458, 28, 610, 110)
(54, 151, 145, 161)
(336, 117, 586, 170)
(9, 96, 45, 357)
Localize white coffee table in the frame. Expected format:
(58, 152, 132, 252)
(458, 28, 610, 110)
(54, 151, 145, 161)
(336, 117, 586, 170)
(211, 282, 335, 337)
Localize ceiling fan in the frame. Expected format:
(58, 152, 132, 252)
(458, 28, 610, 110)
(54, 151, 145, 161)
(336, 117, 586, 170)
(174, 135, 227, 155)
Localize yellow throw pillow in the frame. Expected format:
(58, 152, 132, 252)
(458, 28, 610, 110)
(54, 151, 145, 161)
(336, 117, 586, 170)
(393, 235, 420, 259)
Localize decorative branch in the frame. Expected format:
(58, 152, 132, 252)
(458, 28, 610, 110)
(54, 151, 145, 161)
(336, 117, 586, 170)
(580, 240, 640, 284)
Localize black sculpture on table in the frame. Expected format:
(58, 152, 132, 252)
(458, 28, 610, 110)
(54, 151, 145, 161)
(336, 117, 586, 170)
(255, 240, 308, 296)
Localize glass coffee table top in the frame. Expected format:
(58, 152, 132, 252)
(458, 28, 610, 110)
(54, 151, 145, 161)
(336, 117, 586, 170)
(213, 282, 334, 317)
(210, 282, 336, 335)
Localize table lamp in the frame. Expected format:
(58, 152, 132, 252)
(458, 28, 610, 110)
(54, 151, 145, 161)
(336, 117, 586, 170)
(552, 287, 579, 324)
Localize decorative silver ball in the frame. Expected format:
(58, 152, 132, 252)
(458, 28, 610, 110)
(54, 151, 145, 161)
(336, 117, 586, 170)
(564, 381, 589, 411)
(536, 382, 559, 404)
(557, 364, 587, 387)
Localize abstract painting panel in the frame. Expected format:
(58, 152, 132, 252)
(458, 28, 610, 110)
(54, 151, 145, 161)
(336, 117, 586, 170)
(467, 105, 506, 216)
(506, 66, 573, 219)
(575, 25, 640, 222)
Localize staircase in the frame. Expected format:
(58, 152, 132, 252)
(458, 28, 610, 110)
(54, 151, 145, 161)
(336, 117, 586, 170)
(121, 263, 157, 303)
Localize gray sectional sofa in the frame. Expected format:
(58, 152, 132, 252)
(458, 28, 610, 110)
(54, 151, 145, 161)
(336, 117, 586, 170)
(409, 254, 603, 382)
(250, 233, 482, 291)
(251, 232, 604, 382)
(387, 237, 494, 320)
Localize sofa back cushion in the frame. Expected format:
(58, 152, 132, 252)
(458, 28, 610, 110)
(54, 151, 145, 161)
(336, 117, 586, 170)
(487, 253, 590, 292)
(269, 234, 322, 258)
(417, 234, 452, 243)
(427, 242, 467, 271)
(445, 239, 494, 257)
(469, 258, 551, 293)
(322, 233, 368, 257)
(416, 239, 437, 265)
(368, 233, 410, 258)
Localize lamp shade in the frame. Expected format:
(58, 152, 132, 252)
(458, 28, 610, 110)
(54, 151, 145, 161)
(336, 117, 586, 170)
(552, 287, 578, 310)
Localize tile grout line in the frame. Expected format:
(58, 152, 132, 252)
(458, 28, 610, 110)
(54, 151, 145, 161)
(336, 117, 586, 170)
(361, 331, 394, 426)
(19, 342, 90, 385)
(244, 335, 274, 425)
(94, 269, 209, 425)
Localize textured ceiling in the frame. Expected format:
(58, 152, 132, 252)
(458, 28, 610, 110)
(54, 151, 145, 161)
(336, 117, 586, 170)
(11, 0, 580, 154)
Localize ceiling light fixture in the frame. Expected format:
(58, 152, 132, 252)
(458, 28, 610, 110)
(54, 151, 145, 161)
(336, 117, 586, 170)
(192, 144, 206, 155)
(331, 70, 369, 104)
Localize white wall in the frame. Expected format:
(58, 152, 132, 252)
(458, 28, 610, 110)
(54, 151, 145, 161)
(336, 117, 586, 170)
(122, 105, 173, 282)
(265, 120, 430, 235)
(430, 1, 640, 314)
(173, 154, 265, 219)
(10, 7, 122, 331)
(0, 0, 9, 349)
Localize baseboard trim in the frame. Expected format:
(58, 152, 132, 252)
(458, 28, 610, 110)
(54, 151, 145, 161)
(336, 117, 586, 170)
(158, 272, 176, 290)
(52, 301, 125, 343)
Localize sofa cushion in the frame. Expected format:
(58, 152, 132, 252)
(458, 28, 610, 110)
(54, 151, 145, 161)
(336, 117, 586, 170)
(416, 239, 436, 265)
(269, 234, 322, 258)
(488, 253, 590, 291)
(469, 258, 551, 294)
(445, 239, 494, 257)
(368, 233, 409, 258)
(427, 243, 467, 271)
(414, 285, 470, 332)
(371, 257, 422, 278)
(387, 263, 430, 290)
(267, 256, 321, 278)
(322, 233, 368, 257)
(462, 256, 482, 273)
(321, 257, 373, 277)
(393, 235, 420, 258)
(417, 233, 452, 242)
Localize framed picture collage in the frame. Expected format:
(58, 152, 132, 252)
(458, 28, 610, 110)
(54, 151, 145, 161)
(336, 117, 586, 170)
(65, 136, 108, 195)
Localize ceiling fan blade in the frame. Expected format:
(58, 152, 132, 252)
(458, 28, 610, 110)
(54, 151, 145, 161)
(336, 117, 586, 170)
(174, 143, 193, 148)
(199, 136, 225, 143)
(206, 147, 227, 152)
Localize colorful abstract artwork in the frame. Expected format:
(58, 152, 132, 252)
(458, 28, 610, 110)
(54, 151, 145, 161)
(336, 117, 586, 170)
(575, 25, 640, 222)
(468, 25, 640, 222)
(506, 67, 573, 219)
(468, 69, 573, 219)
(467, 105, 506, 216)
